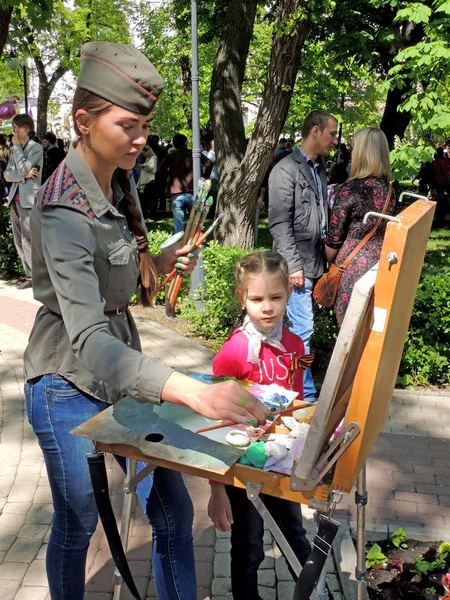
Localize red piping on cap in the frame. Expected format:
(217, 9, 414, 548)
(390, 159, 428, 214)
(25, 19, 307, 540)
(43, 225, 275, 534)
(82, 52, 159, 102)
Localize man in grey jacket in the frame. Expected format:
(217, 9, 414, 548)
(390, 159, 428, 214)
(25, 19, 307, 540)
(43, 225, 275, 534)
(269, 110, 338, 399)
(5, 114, 43, 289)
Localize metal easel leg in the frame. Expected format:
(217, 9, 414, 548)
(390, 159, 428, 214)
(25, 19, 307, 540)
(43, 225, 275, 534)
(246, 482, 302, 577)
(315, 568, 328, 600)
(355, 464, 368, 600)
(112, 460, 156, 600)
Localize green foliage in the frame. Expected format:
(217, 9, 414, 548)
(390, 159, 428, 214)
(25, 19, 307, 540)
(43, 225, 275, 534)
(390, 142, 435, 182)
(141, 0, 216, 139)
(0, 208, 24, 279)
(387, 1, 450, 141)
(180, 241, 250, 341)
(390, 527, 408, 549)
(411, 546, 449, 577)
(412, 556, 431, 577)
(398, 257, 450, 387)
(438, 542, 450, 557)
(1, 0, 54, 30)
(310, 306, 339, 374)
(424, 588, 437, 595)
(365, 543, 388, 569)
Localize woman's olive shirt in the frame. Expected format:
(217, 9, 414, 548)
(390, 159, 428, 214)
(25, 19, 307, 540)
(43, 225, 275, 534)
(24, 145, 173, 404)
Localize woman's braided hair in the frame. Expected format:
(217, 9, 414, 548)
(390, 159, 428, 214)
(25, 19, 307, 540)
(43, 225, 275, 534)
(72, 87, 158, 305)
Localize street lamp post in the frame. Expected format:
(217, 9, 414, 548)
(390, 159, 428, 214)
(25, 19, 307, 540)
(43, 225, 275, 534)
(6, 54, 28, 114)
(189, 0, 206, 311)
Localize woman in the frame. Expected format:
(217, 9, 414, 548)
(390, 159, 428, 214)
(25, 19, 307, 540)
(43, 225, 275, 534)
(23, 42, 270, 600)
(137, 144, 158, 222)
(325, 128, 396, 325)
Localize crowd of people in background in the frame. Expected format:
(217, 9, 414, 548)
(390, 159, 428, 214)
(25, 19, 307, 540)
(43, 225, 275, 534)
(1, 110, 449, 298)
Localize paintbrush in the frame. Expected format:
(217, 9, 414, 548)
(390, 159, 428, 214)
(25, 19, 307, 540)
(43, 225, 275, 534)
(195, 405, 297, 434)
(168, 213, 225, 309)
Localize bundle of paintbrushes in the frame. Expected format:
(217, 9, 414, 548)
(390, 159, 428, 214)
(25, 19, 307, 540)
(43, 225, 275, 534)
(162, 179, 224, 311)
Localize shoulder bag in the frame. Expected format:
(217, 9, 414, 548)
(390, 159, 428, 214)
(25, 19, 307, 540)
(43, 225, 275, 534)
(313, 184, 392, 308)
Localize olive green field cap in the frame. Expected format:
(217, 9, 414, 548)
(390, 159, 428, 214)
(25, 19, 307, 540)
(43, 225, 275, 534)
(78, 42, 165, 115)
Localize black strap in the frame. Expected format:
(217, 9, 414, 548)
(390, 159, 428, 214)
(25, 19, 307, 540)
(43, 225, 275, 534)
(87, 452, 142, 600)
(293, 514, 340, 599)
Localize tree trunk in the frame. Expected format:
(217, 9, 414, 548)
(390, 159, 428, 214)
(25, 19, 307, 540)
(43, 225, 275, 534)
(380, 84, 412, 150)
(34, 56, 68, 137)
(0, 5, 12, 60)
(36, 83, 52, 138)
(211, 0, 311, 247)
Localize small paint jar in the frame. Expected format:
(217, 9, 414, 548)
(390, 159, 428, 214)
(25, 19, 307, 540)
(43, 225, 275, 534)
(292, 408, 309, 423)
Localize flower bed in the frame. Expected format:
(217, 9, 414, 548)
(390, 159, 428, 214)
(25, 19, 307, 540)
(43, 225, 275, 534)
(366, 531, 450, 599)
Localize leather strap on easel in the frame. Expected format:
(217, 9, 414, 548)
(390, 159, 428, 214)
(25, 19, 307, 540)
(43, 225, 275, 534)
(339, 184, 393, 270)
(293, 514, 340, 600)
(87, 452, 142, 600)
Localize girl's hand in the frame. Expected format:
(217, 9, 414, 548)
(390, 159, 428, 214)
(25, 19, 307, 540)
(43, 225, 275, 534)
(208, 484, 233, 532)
(153, 242, 199, 275)
(11, 134, 20, 145)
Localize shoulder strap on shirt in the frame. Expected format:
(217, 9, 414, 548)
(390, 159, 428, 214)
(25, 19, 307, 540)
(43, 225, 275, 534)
(339, 184, 392, 270)
(37, 161, 96, 219)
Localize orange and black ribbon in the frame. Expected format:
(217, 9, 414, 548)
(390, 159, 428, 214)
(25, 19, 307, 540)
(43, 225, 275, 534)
(288, 353, 314, 386)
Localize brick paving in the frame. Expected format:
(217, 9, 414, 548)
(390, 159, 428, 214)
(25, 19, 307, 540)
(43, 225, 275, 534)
(0, 277, 449, 599)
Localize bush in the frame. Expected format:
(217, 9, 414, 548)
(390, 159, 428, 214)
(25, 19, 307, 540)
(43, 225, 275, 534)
(181, 242, 250, 341)
(0, 207, 24, 279)
(398, 264, 450, 387)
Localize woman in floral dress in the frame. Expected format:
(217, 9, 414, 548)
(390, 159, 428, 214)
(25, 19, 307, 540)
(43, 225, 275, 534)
(325, 128, 396, 325)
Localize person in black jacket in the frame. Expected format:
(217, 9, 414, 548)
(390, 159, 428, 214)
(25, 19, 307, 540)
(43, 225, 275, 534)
(42, 131, 66, 181)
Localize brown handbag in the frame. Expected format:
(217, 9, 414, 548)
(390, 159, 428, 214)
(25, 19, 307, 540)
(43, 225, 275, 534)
(313, 184, 392, 308)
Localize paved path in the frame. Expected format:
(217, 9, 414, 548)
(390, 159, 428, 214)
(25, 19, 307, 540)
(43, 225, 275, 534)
(0, 278, 449, 600)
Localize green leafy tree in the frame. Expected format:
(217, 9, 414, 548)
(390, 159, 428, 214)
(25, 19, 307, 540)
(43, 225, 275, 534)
(9, 0, 131, 137)
(386, 0, 450, 176)
(0, 0, 53, 59)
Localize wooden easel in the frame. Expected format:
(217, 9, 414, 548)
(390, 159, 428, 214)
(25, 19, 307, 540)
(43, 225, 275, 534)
(73, 197, 435, 600)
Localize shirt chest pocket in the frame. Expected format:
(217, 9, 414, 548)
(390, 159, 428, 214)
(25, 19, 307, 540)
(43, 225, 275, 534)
(106, 239, 140, 292)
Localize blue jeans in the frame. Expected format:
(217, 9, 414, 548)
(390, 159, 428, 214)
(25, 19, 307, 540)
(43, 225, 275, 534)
(226, 486, 311, 600)
(25, 374, 196, 600)
(287, 278, 317, 399)
(171, 193, 193, 233)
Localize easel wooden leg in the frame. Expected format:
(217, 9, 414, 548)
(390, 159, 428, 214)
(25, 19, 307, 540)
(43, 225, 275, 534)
(112, 460, 156, 600)
(355, 464, 368, 600)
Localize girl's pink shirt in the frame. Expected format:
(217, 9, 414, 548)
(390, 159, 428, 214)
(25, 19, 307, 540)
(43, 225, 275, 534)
(212, 327, 305, 398)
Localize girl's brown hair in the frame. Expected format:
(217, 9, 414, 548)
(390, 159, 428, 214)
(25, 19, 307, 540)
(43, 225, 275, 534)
(235, 251, 290, 296)
(72, 87, 158, 306)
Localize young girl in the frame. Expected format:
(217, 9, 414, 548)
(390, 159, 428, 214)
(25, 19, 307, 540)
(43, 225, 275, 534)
(208, 250, 311, 600)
